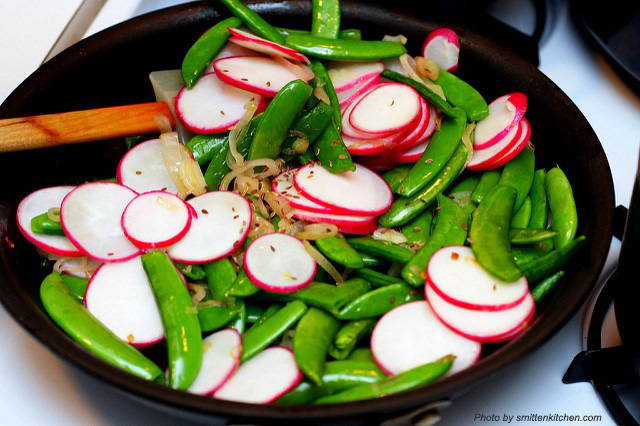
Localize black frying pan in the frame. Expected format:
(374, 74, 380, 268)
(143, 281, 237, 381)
(0, 1, 614, 424)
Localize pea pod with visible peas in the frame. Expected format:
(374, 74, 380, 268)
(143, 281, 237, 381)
(31, 212, 64, 235)
(532, 270, 566, 302)
(383, 167, 411, 192)
(329, 319, 376, 360)
(516, 236, 586, 282)
(545, 167, 578, 248)
(511, 197, 532, 228)
(219, 0, 285, 44)
(294, 307, 341, 385)
(311, 0, 340, 39)
(434, 70, 489, 121)
(337, 283, 420, 320)
(471, 169, 501, 205)
(315, 237, 364, 268)
(347, 237, 414, 264)
(498, 146, 535, 211)
(528, 169, 548, 229)
(286, 35, 407, 61)
(381, 70, 457, 118)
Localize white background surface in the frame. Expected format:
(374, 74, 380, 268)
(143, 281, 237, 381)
(1, 0, 639, 424)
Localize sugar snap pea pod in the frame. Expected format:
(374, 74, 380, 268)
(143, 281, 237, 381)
(354, 268, 403, 287)
(282, 101, 333, 155)
(198, 298, 244, 332)
(31, 212, 64, 236)
(498, 146, 535, 211)
(401, 194, 467, 286)
(511, 196, 532, 228)
(286, 35, 406, 61)
(448, 175, 479, 219)
(397, 108, 467, 197)
(383, 167, 411, 192)
(249, 304, 281, 330)
(314, 125, 355, 175)
(176, 263, 206, 281)
(517, 236, 585, 282)
(248, 80, 313, 160)
(470, 185, 522, 282)
(60, 273, 89, 301)
(471, 169, 501, 205)
(434, 70, 489, 121)
(532, 270, 566, 303)
(329, 319, 376, 360)
(181, 17, 242, 88)
(141, 252, 202, 389)
(276, 27, 361, 40)
(204, 258, 237, 300)
(311, 0, 340, 39)
(347, 238, 414, 264)
(360, 253, 383, 268)
(349, 348, 375, 363)
(227, 269, 260, 297)
(337, 284, 420, 320)
(218, 0, 285, 44)
(314, 355, 454, 404)
(229, 301, 247, 333)
(401, 210, 434, 249)
(511, 240, 554, 264)
(294, 307, 341, 385)
(545, 167, 578, 248)
(380, 70, 457, 117)
(528, 169, 548, 229)
(40, 273, 163, 381)
(380, 142, 469, 228)
(246, 305, 265, 323)
(510, 228, 557, 245)
(311, 61, 341, 128)
(316, 237, 364, 268)
(241, 301, 307, 362)
(186, 134, 228, 166)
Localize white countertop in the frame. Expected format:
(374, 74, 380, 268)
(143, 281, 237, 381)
(1, 1, 639, 425)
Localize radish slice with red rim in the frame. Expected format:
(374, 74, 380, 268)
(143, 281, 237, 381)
(244, 233, 316, 294)
(328, 61, 384, 93)
(272, 171, 335, 214)
(121, 191, 191, 249)
(390, 139, 429, 163)
(188, 329, 242, 395)
(426, 246, 529, 311)
(228, 28, 309, 63)
(341, 91, 396, 141)
(484, 118, 532, 170)
(168, 191, 251, 264)
(467, 119, 523, 171)
(61, 183, 139, 263)
(294, 163, 393, 216)
(349, 83, 421, 135)
(213, 346, 302, 404)
(473, 93, 527, 149)
(426, 285, 535, 343)
(84, 255, 163, 347)
(290, 208, 378, 231)
(117, 139, 179, 195)
(422, 28, 460, 72)
(371, 301, 481, 376)
(16, 186, 81, 257)
(337, 73, 381, 108)
(175, 72, 264, 134)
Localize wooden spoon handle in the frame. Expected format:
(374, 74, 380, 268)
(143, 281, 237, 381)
(0, 102, 174, 152)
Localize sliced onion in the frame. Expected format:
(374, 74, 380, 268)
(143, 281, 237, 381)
(160, 131, 206, 198)
(248, 214, 275, 238)
(53, 256, 100, 279)
(219, 158, 282, 191)
(372, 227, 408, 244)
(295, 223, 339, 240)
(264, 191, 292, 220)
(227, 99, 259, 170)
(383, 34, 408, 45)
(302, 240, 343, 283)
(399, 54, 446, 100)
(189, 283, 207, 305)
(461, 122, 476, 168)
(273, 56, 315, 81)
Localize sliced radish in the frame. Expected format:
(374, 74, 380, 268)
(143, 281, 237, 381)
(244, 233, 316, 293)
(350, 83, 421, 135)
(341, 88, 395, 141)
(483, 118, 532, 170)
(426, 246, 528, 311)
(422, 28, 460, 72)
(473, 93, 527, 149)
(356, 156, 398, 172)
(117, 139, 178, 195)
(467, 120, 522, 171)
(272, 171, 335, 214)
(214, 346, 302, 404)
(426, 285, 535, 343)
(385, 105, 439, 162)
(168, 191, 251, 264)
(188, 329, 242, 395)
(290, 208, 378, 231)
(294, 163, 393, 216)
(16, 186, 81, 257)
(328, 61, 384, 93)
(228, 28, 309, 63)
(214, 56, 310, 98)
(337, 73, 381, 108)
(60, 183, 139, 263)
(175, 72, 264, 134)
(390, 139, 429, 163)
(84, 255, 163, 347)
(121, 191, 191, 249)
(371, 301, 481, 376)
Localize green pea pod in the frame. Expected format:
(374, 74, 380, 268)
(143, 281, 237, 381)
(379, 142, 469, 227)
(397, 108, 467, 197)
(298, 151, 317, 165)
(470, 185, 522, 282)
(510, 196, 532, 228)
(434, 70, 489, 121)
(40, 273, 163, 381)
(329, 319, 375, 360)
(360, 253, 384, 268)
(60, 273, 89, 301)
(311, 0, 340, 39)
(246, 305, 265, 323)
(337, 283, 420, 320)
(181, 17, 242, 88)
(204, 258, 237, 300)
(218, 0, 285, 44)
(401, 210, 434, 249)
(510, 228, 558, 245)
(314, 355, 454, 404)
(176, 263, 206, 281)
(516, 236, 585, 282)
(294, 308, 341, 385)
(402, 194, 467, 286)
(198, 298, 244, 333)
(248, 80, 313, 160)
(276, 27, 361, 40)
(310, 61, 342, 129)
(241, 301, 307, 362)
(227, 269, 260, 297)
(498, 146, 535, 211)
(347, 238, 414, 264)
(249, 304, 281, 330)
(313, 123, 356, 173)
(511, 240, 554, 264)
(354, 268, 403, 287)
(532, 270, 566, 303)
(282, 101, 333, 155)
(471, 169, 501, 205)
(380, 70, 457, 118)
(286, 35, 406, 61)
(528, 169, 548, 229)
(141, 252, 202, 389)
(229, 301, 247, 334)
(316, 237, 364, 268)
(545, 167, 578, 248)
(348, 348, 375, 363)
(383, 167, 411, 192)
(448, 175, 480, 219)
(31, 212, 64, 235)
(186, 134, 228, 166)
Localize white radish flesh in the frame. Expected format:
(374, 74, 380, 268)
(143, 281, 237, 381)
(341, 89, 392, 141)
(244, 233, 316, 293)
(485, 118, 532, 170)
(290, 209, 378, 234)
(337, 73, 380, 108)
(175, 72, 264, 133)
(294, 163, 393, 216)
(16, 186, 81, 257)
(328, 61, 384, 93)
(426, 285, 535, 343)
(272, 171, 335, 214)
(208, 43, 260, 72)
(349, 83, 421, 134)
(117, 139, 179, 195)
(188, 329, 242, 395)
(121, 191, 191, 249)
(60, 183, 139, 263)
(422, 28, 460, 72)
(467, 120, 522, 171)
(473, 93, 527, 149)
(213, 346, 302, 404)
(371, 301, 481, 376)
(84, 255, 163, 347)
(228, 28, 309, 63)
(426, 246, 529, 311)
